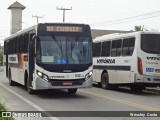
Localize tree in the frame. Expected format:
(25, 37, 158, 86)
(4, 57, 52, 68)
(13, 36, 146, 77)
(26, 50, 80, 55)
(134, 25, 144, 31)
(134, 25, 148, 31)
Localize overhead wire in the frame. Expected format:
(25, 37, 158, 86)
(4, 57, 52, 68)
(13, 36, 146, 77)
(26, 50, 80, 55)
(91, 10, 160, 26)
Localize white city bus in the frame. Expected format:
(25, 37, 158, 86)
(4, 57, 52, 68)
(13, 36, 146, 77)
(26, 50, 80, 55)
(93, 32, 160, 91)
(4, 23, 93, 94)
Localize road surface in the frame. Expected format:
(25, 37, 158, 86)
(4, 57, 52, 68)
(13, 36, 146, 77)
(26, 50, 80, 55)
(0, 68, 160, 120)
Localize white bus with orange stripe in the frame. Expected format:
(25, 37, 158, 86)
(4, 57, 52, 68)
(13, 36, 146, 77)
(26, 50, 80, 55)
(4, 23, 93, 94)
(93, 32, 160, 91)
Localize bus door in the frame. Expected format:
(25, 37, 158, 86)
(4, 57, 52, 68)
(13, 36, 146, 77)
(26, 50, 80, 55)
(28, 34, 35, 86)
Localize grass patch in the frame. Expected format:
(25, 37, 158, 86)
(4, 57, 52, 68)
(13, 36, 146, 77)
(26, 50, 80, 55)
(0, 103, 14, 120)
(0, 104, 6, 111)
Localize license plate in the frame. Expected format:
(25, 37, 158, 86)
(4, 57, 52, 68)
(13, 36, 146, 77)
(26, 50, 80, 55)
(63, 82, 73, 86)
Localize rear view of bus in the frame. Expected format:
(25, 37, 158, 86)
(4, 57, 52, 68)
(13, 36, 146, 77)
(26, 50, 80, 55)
(92, 31, 160, 91)
(135, 32, 160, 90)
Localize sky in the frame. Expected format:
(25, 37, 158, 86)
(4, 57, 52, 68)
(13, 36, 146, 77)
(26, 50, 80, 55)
(1, 0, 160, 43)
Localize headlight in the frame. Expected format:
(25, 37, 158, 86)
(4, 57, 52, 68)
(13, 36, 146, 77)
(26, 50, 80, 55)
(37, 70, 49, 81)
(89, 71, 93, 76)
(85, 71, 92, 81)
(37, 71, 42, 77)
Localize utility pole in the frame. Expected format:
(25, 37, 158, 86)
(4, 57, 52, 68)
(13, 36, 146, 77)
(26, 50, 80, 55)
(56, 7, 72, 22)
(32, 15, 44, 24)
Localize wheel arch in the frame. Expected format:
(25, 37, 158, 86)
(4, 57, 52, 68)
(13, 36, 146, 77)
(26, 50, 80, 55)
(101, 70, 108, 80)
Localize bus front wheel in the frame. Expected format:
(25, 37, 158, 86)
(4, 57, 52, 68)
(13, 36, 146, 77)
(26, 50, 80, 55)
(68, 89, 77, 94)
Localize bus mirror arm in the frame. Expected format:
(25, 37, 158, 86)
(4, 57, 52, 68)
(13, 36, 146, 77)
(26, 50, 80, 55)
(30, 35, 36, 56)
(31, 35, 36, 41)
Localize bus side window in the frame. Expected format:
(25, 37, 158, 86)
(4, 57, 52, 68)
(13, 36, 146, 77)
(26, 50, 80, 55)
(93, 43, 101, 57)
(101, 41, 111, 57)
(122, 37, 135, 56)
(20, 35, 24, 53)
(13, 38, 16, 54)
(111, 39, 122, 57)
(24, 33, 29, 53)
(128, 38, 135, 56)
(16, 37, 20, 53)
(122, 39, 129, 56)
(116, 40, 122, 56)
(9, 40, 13, 54)
(111, 40, 117, 56)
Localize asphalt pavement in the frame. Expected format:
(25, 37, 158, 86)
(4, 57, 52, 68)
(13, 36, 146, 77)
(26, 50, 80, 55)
(0, 66, 160, 120)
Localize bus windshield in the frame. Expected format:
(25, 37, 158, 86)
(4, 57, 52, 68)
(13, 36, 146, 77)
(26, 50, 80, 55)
(36, 36, 92, 64)
(141, 34, 160, 54)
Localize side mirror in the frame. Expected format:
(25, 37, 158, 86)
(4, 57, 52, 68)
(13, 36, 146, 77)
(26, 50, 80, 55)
(29, 34, 36, 56)
(31, 35, 36, 41)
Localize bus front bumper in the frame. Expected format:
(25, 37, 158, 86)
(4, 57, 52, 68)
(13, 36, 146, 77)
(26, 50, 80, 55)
(34, 77, 92, 90)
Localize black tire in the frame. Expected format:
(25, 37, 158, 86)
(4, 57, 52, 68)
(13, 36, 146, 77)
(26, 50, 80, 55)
(8, 70, 16, 86)
(26, 77, 35, 94)
(68, 89, 77, 94)
(101, 73, 111, 89)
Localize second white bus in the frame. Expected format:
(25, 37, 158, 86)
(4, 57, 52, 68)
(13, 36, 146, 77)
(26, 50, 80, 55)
(93, 32, 160, 91)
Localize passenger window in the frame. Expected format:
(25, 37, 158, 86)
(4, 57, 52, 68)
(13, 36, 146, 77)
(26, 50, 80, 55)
(122, 37, 135, 56)
(122, 39, 129, 56)
(93, 43, 101, 57)
(20, 35, 24, 53)
(128, 38, 135, 55)
(111, 39, 122, 56)
(111, 41, 117, 56)
(24, 33, 29, 53)
(101, 41, 111, 57)
(116, 40, 122, 56)
(13, 40, 15, 54)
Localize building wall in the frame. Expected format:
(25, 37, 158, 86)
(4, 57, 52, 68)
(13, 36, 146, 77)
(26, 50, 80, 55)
(10, 9, 22, 34)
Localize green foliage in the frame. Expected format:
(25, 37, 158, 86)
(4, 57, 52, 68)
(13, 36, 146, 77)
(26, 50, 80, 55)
(134, 25, 148, 31)
(0, 117, 14, 120)
(0, 104, 14, 120)
(134, 25, 144, 31)
(0, 104, 6, 111)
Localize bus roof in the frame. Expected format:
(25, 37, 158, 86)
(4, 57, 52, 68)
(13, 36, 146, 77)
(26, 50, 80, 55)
(4, 22, 90, 42)
(4, 25, 37, 42)
(93, 31, 160, 42)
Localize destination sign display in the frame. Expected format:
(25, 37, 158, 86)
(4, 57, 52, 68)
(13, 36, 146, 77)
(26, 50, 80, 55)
(46, 26, 83, 32)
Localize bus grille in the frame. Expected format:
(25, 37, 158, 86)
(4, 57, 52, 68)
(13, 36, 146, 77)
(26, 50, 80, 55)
(154, 79, 160, 81)
(49, 79, 85, 86)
